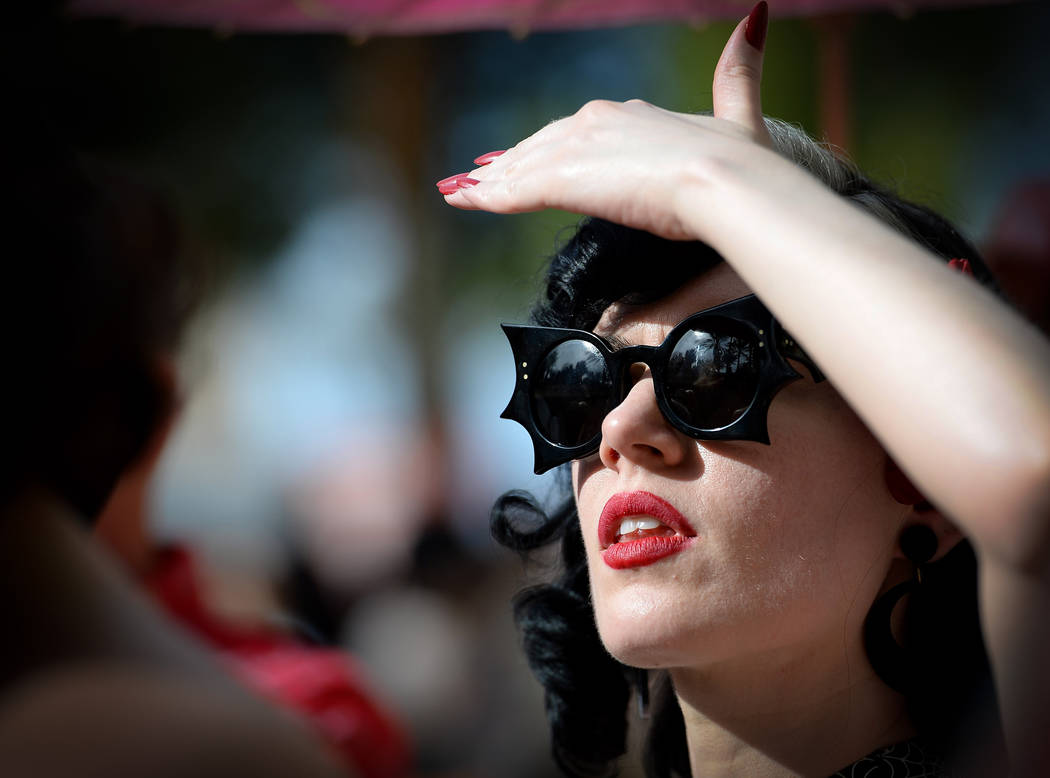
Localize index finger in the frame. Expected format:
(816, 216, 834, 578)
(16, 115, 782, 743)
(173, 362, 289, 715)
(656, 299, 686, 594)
(712, 1, 772, 147)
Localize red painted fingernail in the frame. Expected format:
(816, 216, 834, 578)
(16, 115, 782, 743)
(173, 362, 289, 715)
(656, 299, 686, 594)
(437, 175, 480, 195)
(745, 1, 768, 52)
(473, 150, 506, 165)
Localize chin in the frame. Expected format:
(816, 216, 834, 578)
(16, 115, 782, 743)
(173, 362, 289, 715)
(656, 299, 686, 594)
(594, 599, 698, 669)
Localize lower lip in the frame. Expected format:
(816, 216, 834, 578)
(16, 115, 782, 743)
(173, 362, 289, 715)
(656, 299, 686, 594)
(601, 535, 694, 569)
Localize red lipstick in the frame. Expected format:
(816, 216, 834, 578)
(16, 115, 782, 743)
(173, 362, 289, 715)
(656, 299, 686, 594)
(598, 491, 697, 570)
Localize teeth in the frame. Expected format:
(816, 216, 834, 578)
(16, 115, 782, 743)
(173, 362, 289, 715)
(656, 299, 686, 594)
(617, 517, 665, 536)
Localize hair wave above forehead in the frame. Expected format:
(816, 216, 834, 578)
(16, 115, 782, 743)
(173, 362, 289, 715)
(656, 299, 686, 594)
(532, 117, 997, 333)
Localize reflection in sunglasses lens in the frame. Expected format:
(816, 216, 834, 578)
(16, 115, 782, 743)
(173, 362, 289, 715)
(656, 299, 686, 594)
(533, 339, 610, 447)
(665, 323, 758, 430)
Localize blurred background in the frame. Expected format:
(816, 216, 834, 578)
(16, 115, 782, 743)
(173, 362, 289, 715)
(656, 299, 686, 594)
(10, 0, 1049, 775)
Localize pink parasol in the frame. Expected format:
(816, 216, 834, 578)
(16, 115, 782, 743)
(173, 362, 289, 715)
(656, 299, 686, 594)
(67, 0, 1017, 35)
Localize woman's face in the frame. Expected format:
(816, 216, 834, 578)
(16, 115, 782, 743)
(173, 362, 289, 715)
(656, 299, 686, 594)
(572, 264, 906, 671)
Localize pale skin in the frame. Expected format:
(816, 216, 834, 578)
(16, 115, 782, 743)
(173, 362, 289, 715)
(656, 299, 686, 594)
(442, 11, 1050, 778)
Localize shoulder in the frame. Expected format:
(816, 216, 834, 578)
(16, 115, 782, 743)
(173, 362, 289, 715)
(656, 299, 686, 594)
(0, 665, 354, 778)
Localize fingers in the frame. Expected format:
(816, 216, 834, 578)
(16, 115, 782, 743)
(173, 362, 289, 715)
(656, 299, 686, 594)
(435, 151, 503, 196)
(712, 1, 772, 147)
(473, 150, 506, 165)
(436, 173, 480, 196)
(436, 118, 572, 212)
(436, 150, 531, 213)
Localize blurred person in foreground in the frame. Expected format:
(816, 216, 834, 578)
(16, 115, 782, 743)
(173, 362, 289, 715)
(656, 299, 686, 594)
(0, 127, 388, 776)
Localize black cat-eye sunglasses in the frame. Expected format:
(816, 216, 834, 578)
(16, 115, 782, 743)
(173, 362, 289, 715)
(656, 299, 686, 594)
(500, 294, 825, 474)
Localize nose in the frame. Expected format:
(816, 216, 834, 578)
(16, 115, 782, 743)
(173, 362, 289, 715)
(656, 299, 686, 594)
(598, 366, 688, 471)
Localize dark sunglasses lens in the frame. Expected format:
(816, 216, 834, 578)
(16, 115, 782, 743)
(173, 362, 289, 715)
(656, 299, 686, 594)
(665, 323, 759, 430)
(532, 339, 611, 448)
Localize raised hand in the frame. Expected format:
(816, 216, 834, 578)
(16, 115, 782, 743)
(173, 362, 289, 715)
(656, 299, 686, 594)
(437, 2, 777, 241)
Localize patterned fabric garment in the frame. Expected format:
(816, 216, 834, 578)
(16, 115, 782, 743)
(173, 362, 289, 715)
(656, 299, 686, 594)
(828, 738, 948, 778)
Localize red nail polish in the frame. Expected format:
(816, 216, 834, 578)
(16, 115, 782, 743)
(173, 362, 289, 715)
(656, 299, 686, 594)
(438, 175, 480, 195)
(745, 1, 768, 52)
(473, 150, 506, 166)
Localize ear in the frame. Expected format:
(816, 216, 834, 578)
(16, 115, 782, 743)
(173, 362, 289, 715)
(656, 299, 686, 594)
(884, 457, 964, 562)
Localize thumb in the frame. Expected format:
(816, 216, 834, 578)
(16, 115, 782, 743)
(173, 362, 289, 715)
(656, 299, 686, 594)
(712, 1, 772, 146)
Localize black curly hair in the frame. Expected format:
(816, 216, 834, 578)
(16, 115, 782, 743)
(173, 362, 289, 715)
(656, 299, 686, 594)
(491, 119, 1006, 777)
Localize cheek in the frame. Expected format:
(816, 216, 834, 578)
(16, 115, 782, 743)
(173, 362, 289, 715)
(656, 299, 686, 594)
(688, 463, 840, 608)
(753, 392, 903, 590)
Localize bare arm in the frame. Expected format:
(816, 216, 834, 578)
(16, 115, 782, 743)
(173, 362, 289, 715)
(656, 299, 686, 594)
(440, 12, 1050, 772)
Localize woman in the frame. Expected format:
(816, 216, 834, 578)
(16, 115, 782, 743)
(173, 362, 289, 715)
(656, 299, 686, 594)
(438, 3, 1050, 776)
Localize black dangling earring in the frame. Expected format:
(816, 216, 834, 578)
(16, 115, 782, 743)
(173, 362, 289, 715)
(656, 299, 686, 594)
(634, 667, 650, 719)
(863, 524, 938, 693)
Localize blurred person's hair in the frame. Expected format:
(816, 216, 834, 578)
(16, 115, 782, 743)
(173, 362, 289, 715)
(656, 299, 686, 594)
(1, 128, 203, 520)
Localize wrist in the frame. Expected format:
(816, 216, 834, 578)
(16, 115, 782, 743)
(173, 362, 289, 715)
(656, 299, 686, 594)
(671, 141, 788, 247)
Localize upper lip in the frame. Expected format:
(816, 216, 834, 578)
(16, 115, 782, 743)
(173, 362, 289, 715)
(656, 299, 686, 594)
(598, 491, 697, 549)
